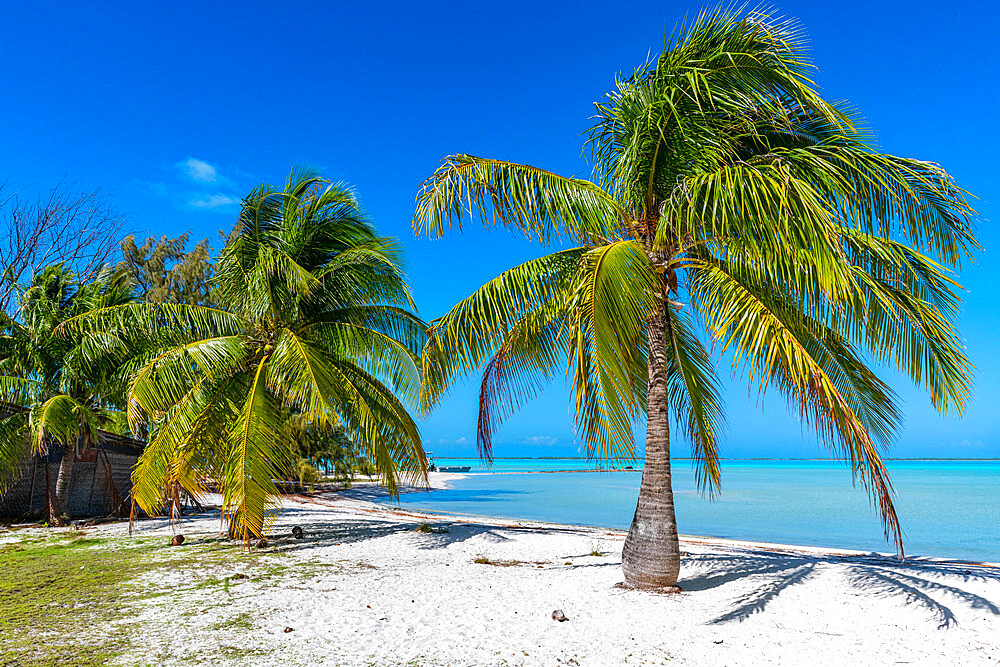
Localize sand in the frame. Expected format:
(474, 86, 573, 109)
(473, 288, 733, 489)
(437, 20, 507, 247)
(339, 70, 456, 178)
(20, 473, 1000, 665)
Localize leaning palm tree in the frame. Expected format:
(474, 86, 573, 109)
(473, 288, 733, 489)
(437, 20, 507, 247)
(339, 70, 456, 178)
(0, 265, 135, 523)
(68, 170, 428, 540)
(413, 8, 977, 590)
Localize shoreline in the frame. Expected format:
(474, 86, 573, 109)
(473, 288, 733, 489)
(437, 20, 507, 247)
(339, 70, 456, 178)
(347, 472, 1000, 569)
(4, 483, 999, 665)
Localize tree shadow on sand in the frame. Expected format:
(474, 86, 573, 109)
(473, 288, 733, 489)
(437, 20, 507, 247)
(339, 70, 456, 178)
(677, 548, 1000, 627)
(253, 503, 606, 556)
(145, 499, 1000, 632)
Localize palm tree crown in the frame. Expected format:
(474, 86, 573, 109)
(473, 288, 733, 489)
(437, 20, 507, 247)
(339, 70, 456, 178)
(70, 170, 429, 540)
(0, 265, 135, 521)
(413, 8, 977, 588)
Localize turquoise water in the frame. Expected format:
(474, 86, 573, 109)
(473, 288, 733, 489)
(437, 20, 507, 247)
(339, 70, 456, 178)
(381, 459, 1000, 562)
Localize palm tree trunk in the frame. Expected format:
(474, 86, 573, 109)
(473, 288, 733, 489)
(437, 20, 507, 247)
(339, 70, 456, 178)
(50, 443, 75, 524)
(621, 291, 682, 591)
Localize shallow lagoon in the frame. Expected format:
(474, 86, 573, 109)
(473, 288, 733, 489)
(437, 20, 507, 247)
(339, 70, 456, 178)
(381, 459, 1000, 562)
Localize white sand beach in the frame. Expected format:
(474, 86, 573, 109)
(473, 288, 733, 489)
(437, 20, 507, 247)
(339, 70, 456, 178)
(10, 473, 1000, 666)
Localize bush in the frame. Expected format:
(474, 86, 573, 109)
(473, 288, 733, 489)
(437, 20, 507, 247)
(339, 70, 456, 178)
(294, 460, 321, 493)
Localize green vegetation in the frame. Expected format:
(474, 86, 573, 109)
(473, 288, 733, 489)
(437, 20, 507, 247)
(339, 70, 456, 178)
(292, 458, 322, 493)
(63, 169, 429, 541)
(413, 6, 979, 589)
(0, 526, 343, 665)
(0, 5, 981, 604)
(0, 265, 138, 522)
(472, 555, 548, 567)
(412, 522, 448, 534)
(118, 232, 217, 306)
(0, 532, 130, 665)
(0, 531, 211, 664)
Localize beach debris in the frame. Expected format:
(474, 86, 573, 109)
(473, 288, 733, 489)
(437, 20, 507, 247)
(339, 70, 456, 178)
(292, 526, 303, 539)
(552, 609, 568, 622)
(230, 573, 248, 580)
(170, 534, 185, 546)
(255, 537, 268, 549)
(713, 640, 724, 645)
(474, 555, 550, 567)
(283, 627, 294, 633)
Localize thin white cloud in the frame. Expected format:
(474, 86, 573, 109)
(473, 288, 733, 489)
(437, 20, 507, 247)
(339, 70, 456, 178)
(177, 157, 219, 183)
(188, 193, 239, 209)
(523, 435, 557, 446)
(455, 436, 469, 444)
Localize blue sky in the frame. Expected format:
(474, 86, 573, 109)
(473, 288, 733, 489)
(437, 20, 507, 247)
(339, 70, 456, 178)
(3, 1, 998, 459)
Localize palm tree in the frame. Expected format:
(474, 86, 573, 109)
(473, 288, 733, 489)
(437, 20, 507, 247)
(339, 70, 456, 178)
(412, 8, 978, 590)
(0, 265, 135, 523)
(68, 170, 428, 540)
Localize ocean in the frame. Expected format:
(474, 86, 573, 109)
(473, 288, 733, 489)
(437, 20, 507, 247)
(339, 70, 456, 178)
(376, 458, 1000, 562)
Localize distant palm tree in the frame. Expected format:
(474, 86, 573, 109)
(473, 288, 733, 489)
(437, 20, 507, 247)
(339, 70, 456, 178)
(413, 8, 978, 590)
(0, 265, 135, 522)
(69, 170, 428, 540)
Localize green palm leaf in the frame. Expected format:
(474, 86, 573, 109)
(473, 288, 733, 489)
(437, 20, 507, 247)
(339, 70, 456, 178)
(412, 7, 979, 579)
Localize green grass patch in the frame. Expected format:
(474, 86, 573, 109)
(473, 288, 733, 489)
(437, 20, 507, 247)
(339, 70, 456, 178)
(0, 529, 285, 665)
(0, 532, 155, 665)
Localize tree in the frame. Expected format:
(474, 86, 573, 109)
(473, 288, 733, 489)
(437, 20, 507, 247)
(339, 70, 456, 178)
(69, 169, 429, 540)
(282, 412, 359, 479)
(0, 266, 135, 522)
(117, 233, 216, 306)
(0, 182, 125, 314)
(413, 8, 978, 590)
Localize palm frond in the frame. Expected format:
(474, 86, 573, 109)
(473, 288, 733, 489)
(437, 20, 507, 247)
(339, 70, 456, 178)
(569, 241, 659, 462)
(476, 299, 568, 461)
(414, 155, 629, 242)
(421, 247, 586, 413)
(222, 357, 295, 542)
(688, 256, 903, 550)
(664, 305, 725, 493)
(0, 410, 30, 493)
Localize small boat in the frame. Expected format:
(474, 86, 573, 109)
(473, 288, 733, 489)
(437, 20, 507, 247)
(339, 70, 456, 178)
(438, 466, 471, 472)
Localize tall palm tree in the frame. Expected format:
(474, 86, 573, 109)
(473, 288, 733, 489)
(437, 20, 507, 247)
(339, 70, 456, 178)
(0, 265, 135, 523)
(68, 170, 428, 540)
(413, 8, 978, 590)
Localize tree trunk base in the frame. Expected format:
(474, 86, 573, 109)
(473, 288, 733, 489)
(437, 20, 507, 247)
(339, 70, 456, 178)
(614, 581, 683, 594)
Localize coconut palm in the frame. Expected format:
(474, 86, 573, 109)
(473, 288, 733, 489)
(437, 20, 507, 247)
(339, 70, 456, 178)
(0, 265, 135, 522)
(68, 170, 428, 540)
(413, 8, 978, 590)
